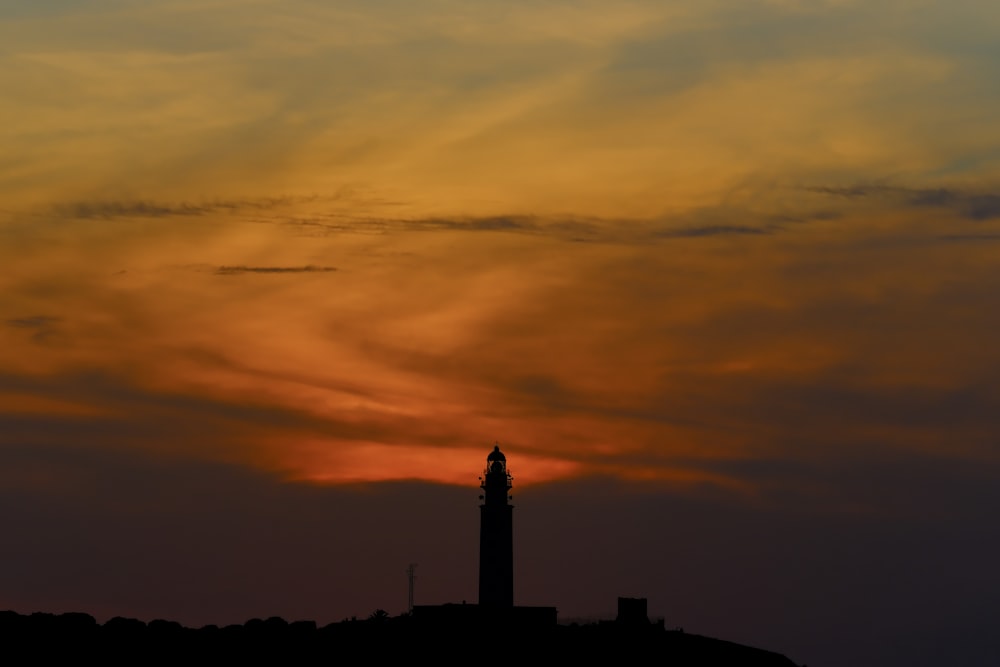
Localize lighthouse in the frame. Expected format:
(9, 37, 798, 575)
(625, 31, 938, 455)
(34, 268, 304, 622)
(478, 444, 514, 607)
(410, 444, 555, 626)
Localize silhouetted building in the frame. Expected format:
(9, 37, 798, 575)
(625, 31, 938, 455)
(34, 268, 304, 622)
(616, 597, 652, 626)
(411, 601, 556, 629)
(479, 444, 513, 607)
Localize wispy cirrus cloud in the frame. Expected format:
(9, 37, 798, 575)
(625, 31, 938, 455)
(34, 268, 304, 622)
(806, 184, 1000, 221)
(657, 224, 777, 238)
(52, 196, 319, 220)
(5, 315, 62, 344)
(6, 315, 60, 329)
(936, 233, 1000, 242)
(214, 265, 337, 275)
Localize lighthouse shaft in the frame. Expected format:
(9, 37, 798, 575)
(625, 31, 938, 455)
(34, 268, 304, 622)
(478, 446, 514, 607)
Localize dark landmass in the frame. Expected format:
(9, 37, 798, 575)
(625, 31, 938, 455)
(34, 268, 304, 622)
(0, 609, 803, 666)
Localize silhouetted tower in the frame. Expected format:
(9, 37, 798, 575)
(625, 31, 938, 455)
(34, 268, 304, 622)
(407, 563, 417, 613)
(479, 444, 514, 607)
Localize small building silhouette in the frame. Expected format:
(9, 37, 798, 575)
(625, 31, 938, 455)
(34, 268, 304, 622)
(616, 597, 651, 626)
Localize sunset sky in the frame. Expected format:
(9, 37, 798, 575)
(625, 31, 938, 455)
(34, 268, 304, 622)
(3, 2, 1000, 665)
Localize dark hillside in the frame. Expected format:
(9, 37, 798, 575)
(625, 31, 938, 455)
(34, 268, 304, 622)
(0, 609, 801, 665)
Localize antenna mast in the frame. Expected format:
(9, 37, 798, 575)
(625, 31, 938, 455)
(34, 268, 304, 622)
(407, 563, 418, 613)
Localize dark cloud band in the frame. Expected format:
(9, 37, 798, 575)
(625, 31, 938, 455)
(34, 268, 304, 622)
(214, 266, 337, 275)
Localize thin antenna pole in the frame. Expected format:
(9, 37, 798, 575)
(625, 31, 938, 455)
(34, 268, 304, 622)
(407, 563, 418, 613)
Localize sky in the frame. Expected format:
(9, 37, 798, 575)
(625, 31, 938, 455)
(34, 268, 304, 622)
(2, 1, 1000, 665)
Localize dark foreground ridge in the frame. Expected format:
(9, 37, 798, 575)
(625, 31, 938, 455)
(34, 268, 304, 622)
(0, 608, 802, 666)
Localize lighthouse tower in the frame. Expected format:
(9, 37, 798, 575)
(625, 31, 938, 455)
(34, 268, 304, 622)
(479, 444, 514, 607)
